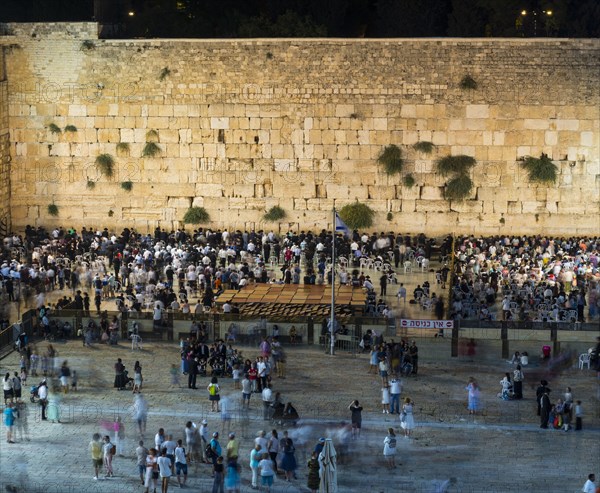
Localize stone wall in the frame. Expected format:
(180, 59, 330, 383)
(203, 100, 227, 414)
(1, 22, 599, 234)
(0, 44, 10, 234)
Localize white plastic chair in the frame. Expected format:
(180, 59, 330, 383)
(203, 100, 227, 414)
(403, 261, 412, 274)
(578, 353, 590, 369)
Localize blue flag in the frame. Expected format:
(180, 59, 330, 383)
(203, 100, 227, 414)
(335, 212, 351, 238)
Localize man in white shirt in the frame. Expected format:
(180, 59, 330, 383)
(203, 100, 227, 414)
(389, 377, 403, 414)
(38, 380, 48, 420)
(174, 439, 188, 487)
(222, 302, 232, 314)
(582, 474, 596, 493)
(261, 384, 273, 421)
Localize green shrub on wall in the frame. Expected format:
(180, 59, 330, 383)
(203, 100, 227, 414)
(403, 174, 416, 187)
(339, 202, 375, 230)
(142, 142, 161, 158)
(444, 174, 473, 201)
(47, 204, 59, 216)
(64, 125, 77, 133)
(377, 144, 404, 175)
(460, 75, 477, 90)
(521, 153, 558, 184)
(436, 155, 476, 176)
(95, 153, 115, 177)
(183, 207, 210, 224)
(48, 123, 62, 135)
(121, 181, 133, 191)
(412, 141, 435, 154)
(264, 206, 286, 222)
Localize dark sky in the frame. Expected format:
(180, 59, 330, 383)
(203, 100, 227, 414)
(1, 0, 598, 38)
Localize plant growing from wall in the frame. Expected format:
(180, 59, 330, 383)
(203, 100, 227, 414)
(460, 75, 478, 90)
(121, 181, 133, 191)
(64, 125, 77, 133)
(386, 212, 393, 221)
(264, 206, 286, 222)
(47, 204, 59, 216)
(80, 40, 95, 51)
(116, 142, 130, 155)
(142, 142, 161, 158)
(436, 155, 476, 176)
(339, 202, 375, 230)
(444, 174, 473, 201)
(48, 123, 62, 135)
(159, 67, 171, 81)
(377, 144, 404, 175)
(183, 207, 210, 224)
(95, 153, 115, 177)
(403, 174, 416, 187)
(108, 209, 114, 217)
(520, 153, 558, 184)
(86, 180, 96, 190)
(146, 129, 159, 141)
(412, 141, 435, 154)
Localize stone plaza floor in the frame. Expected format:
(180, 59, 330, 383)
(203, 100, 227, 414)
(1, 336, 599, 493)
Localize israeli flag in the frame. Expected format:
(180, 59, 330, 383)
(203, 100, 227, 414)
(335, 212, 351, 238)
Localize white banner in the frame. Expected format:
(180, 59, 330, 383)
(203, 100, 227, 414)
(400, 319, 454, 329)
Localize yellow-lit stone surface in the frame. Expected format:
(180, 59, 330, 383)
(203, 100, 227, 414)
(0, 24, 599, 233)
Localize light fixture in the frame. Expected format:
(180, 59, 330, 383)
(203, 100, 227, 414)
(521, 10, 527, 15)
(128, 11, 135, 17)
(545, 10, 552, 16)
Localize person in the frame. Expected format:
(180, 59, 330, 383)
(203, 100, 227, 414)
(134, 393, 148, 436)
(465, 377, 481, 415)
(162, 434, 177, 473)
(114, 358, 126, 390)
(409, 341, 419, 375)
(136, 440, 149, 485)
(535, 380, 551, 416)
(90, 433, 103, 480)
(38, 379, 48, 420)
(113, 416, 125, 456)
(582, 473, 596, 493)
(3, 372, 14, 405)
(250, 443, 262, 490)
(155, 428, 166, 451)
(212, 456, 225, 493)
(400, 397, 415, 438)
(184, 421, 197, 464)
(133, 361, 143, 393)
(157, 448, 172, 493)
(4, 402, 16, 444)
(381, 383, 390, 414)
(199, 419, 209, 463)
(208, 377, 221, 412)
(575, 400, 583, 430)
(349, 400, 363, 438)
(209, 432, 222, 467)
(144, 448, 159, 493)
(262, 383, 273, 420)
(499, 373, 513, 400)
(389, 376, 403, 414)
(224, 455, 241, 493)
(307, 450, 320, 493)
(59, 360, 71, 394)
(540, 388, 551, 429)
(226, 432, 239, 463)
(383, 427, 397, 469)
(102, 435, 115, 478)
(241, 373, 252, 409)
(512, 365, 524, 400)
(267, 429, 279, 474)
(280, 431, 297, 482)
(258, 452, 276, 492)
(175, 439, 188, 488)
(397, 283, 407, 304)
(46, 389, 61, 423)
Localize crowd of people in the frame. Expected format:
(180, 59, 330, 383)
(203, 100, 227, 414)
(450, 235, 600, 323)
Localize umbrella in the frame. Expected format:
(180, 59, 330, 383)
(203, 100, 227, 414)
(318, 438, 338, 493)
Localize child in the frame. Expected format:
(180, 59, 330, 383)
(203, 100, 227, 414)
(20, 368, 27, 386)
(575, 400, 583, 430)
(381, 384, 390, 414)
(71, 370, 78, 391)
(170, 364, 180, 388)
(212, 456, 224, 492)
(232, 364, 241, 390)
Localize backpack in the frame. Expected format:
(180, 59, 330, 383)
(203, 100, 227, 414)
(209, 384, 217, 396)
(388, 437, 397, 448)
(205, 443, 216, 459)
(110, 444, 116, 455)
(553, 414, 563, 429)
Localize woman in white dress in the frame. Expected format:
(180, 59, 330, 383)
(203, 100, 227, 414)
(400, 397, 415, 438)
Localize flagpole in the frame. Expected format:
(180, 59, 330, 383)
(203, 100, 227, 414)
(330, 207, 336, 356)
